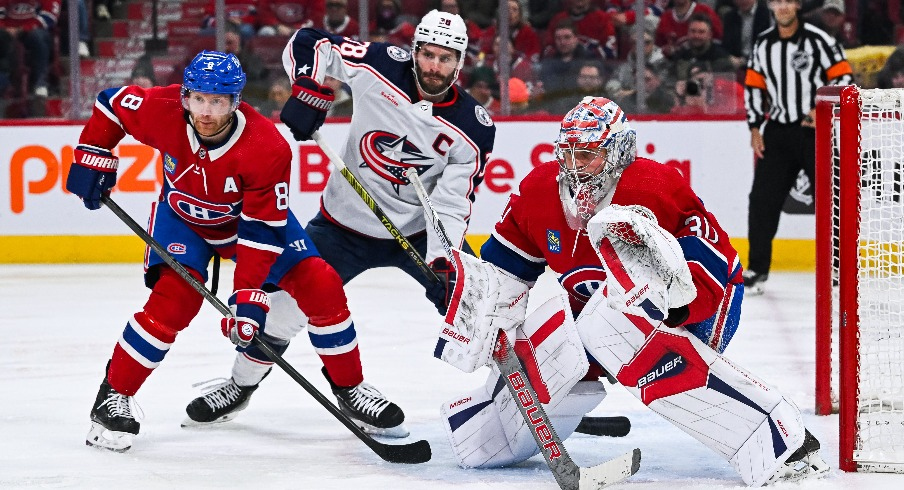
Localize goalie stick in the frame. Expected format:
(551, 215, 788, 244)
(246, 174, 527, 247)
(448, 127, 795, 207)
(405, 168, 631, 440)
(100, 195, 431, 465)
(404, 169, 641, 489)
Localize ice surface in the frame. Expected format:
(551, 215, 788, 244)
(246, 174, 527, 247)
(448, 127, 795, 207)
(1, 265, 900, 489)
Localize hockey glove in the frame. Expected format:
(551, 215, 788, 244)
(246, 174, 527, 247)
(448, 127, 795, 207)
(280, 76, 335, 141)
(221, 289, 271, 348)
(66, 145, 119, 210)
(425, 258, 457, 316)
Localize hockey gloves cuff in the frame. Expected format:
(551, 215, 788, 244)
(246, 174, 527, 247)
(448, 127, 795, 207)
(426, 258, 457, 316)
(280, 76, 335, 141)
(66, 145, 119, 210)
(221, 289, 271, 348)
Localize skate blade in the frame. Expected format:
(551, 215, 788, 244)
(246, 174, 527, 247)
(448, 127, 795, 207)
(180, 411, 241, 428)
(86, 421, 133, 452)
(351, 419, 410, 438)
(767, 455, 831, 485)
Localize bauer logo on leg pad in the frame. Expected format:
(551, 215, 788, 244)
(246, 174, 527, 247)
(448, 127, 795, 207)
(617, 331, 708, 405)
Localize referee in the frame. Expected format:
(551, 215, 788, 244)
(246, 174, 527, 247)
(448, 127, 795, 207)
(742, 0, 852, 295)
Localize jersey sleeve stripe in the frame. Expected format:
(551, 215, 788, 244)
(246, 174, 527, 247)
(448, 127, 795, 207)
(236, 239, 284, 254)
(480, 234, 546, 284)
(95, 87, 128, 129)
(678, 236, 729, 285)
(239, 212, 288, 227)
(489, 232, 545, 262)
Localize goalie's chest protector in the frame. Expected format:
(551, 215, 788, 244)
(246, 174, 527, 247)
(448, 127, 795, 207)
(504, 164, 609, 310)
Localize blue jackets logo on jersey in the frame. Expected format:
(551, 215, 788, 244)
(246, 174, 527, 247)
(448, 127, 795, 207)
(558, 266, 606, 305)
(163, 153, 178, 175)
(166, 190, 240, 226)
(546, 229, 562, 253)
(359, 131, 431, 193)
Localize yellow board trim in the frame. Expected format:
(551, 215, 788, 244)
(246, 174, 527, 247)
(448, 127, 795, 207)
(0, 235, 818, 271)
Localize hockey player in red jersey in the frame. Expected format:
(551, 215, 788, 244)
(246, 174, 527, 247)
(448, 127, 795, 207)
(68, 51, 404, 452)
(185, 10, 495, 435)
(434, 97, 830, 485)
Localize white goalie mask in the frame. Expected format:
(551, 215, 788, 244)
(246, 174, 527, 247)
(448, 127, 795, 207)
(412, 9, 468, 97)
(556, 96, 637, 230)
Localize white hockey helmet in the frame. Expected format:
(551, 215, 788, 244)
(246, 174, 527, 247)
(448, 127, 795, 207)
(556, 96, 637, 230)
(413, 9, 468, 70)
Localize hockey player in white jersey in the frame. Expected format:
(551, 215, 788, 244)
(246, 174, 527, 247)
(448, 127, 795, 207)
(184, 10, 495, 437)
(434, 97, 829, 486)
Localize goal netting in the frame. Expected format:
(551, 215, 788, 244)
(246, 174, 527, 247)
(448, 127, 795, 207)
(815, 85, 904, 473)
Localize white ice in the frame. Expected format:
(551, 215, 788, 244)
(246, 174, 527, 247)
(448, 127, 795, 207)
(1, 265, 900, 489)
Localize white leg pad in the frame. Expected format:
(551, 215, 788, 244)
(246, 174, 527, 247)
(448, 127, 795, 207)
(577, 291, 806, 486)
(441, 375, 606, 469)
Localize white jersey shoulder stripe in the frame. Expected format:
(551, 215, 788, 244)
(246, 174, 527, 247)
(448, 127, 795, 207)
(491, 231, 546, 263)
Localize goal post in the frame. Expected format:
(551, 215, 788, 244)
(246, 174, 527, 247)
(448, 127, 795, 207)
(815, 85, 904, 473)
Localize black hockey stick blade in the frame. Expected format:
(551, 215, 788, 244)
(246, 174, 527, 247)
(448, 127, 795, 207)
(575, 416, 631, 438)
(366, 438, 432, 465)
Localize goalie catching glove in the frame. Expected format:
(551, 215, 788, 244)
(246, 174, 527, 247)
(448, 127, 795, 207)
(280, 76, 334, 141)
(587, 204, 696, 322)
(221, 289, 271, 348)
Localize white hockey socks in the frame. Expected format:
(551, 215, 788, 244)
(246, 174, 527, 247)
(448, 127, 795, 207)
(231, 290, 306, 387)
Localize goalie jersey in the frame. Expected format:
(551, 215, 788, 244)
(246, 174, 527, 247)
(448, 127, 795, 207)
(283, 29, 495, 263)
(79, 84, 291, 291)
(482, 160, 744, 352)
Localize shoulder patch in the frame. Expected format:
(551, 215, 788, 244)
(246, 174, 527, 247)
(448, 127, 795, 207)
(475, 105, 493, 127)
(387, 45, 411, 62)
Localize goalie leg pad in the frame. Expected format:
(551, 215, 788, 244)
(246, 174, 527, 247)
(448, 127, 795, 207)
(435, 249, 529, 373)
(577, 292, 806, 486)
(441, 376, 606, 469)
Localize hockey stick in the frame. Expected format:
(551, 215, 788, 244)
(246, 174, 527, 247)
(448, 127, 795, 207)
(311, 131, 439, 283)
(405, 169, 632, 440)
(100, 195, 431, 464)
(403, 169, 640, 489)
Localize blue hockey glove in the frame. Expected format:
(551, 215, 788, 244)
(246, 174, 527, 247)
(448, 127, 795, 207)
(66, 145, 119, 210)
(221, 289, 271, 348)
(425, 258, 457, 316)
(280, 76, 335, 141)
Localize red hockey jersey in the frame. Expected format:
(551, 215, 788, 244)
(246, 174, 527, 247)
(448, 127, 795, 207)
(79, 84, 292, 291)
(484, 160, 742, 325)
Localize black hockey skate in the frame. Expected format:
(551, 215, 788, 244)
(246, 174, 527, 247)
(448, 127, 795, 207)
(86, 375, 140, 452)
(766, 430, 830, 484)
(182, 378, 259, 427)
(322, 367, 408, 438)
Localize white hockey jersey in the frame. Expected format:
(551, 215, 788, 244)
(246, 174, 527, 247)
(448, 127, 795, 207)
(283, 29, 496, 263)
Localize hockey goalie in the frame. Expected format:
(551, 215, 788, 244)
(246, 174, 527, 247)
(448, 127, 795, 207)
(433, 97, 829, 486)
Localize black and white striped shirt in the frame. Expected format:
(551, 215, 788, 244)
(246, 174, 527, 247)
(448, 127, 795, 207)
(745, 20, 853, 128)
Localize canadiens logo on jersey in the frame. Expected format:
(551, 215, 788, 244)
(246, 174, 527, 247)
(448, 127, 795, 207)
(166, 190, 240, 226)
(359, 131, 431, 193)
(163, 153, 178, 175)
(558, 266, 606, 306)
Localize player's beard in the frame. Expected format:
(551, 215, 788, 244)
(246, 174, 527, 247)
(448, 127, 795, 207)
(191, 114, 234, 142)
(414, 65, 457, 98)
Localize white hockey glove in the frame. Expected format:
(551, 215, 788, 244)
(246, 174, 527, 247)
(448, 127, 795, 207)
(434, 249, 530, 373)
(587, 204, 696, 322)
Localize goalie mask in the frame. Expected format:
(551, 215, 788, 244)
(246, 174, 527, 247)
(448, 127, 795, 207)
(556, 97, 637, 230)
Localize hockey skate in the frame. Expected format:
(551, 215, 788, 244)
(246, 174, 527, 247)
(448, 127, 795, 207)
(765, 430, 830, 485)
(86, 375, 140, 452)
(322, 367, 408, 438)
(742, 270, 768, 296)
(182, 378, 259, 427)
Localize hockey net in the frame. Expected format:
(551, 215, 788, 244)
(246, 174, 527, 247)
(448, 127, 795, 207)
(815, 85, 904, 473)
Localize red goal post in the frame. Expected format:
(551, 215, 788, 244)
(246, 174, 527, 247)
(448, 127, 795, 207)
(815, 85, 904, 473)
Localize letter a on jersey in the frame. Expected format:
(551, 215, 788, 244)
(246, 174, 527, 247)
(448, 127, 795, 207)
(223, 177, 238, 193)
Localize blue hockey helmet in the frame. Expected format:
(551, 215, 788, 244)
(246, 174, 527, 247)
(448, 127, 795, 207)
(182, 50, 246, 112)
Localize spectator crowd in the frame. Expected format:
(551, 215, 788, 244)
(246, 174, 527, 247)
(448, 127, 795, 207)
(3, 0, 904, 119)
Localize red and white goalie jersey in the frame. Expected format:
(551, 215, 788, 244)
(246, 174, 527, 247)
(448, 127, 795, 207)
(79, 84, 292, 290)
(481, 160, 744, 350)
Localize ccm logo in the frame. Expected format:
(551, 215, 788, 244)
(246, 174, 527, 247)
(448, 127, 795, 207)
(442, 328, 470, 344)
(507, 371, 562, 460)
(449, 397, 472, 410)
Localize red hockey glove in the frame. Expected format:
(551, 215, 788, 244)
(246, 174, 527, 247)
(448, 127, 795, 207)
(221, 289, 271, 348)
(66, 145, 119, 210)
